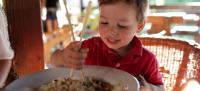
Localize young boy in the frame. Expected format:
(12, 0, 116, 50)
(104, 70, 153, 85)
(51, 0, 164, 91)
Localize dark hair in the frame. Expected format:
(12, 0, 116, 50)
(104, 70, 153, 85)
(98, 0, 148, 23)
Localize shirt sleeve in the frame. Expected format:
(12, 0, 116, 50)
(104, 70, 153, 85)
(0, 7, 14, 60)
(144, 56, 163, 85)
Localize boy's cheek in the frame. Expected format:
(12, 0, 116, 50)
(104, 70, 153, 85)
(98, 29, 106, 35)
(98, 27, 105, 31)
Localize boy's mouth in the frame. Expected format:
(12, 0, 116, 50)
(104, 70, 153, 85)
(106, 38, 120, 44)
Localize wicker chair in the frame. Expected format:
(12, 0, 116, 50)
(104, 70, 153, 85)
(139, 36, 200, 91)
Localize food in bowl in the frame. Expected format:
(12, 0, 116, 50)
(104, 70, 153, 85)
(36, 77, 124, 91)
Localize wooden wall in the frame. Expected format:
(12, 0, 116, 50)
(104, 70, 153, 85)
(4, 0, 44, 76)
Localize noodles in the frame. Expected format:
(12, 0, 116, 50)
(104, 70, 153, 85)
(36, 77, 115, 91)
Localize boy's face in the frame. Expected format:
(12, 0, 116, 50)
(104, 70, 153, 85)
(99, 2, 141, 50)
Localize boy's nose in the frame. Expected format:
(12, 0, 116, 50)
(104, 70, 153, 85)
(107, 26, 119, 36)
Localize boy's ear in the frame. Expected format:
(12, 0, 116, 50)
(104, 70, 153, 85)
(137, 21, 146, 33)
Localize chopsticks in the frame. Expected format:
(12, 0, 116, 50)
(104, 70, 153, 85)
(63, 0, 93, 79)
(79, 0, 93, 80)
(63, 0, 75, 41)
(79, 1, 93, 41)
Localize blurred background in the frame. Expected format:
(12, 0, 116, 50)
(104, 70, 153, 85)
(38, 0, 200, 43)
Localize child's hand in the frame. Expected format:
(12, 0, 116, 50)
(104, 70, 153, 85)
(51, 41, 89, 69)
(62, 41, 89, 69)
(137, 75, 164, 91)
(137, 75, 153, 91)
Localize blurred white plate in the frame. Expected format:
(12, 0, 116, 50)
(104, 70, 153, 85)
(5, 65, 139, 91)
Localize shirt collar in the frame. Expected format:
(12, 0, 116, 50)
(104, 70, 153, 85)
(128, 36, 143, 56)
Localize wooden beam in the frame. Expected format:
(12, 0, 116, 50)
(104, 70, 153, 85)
(4, 0, 44, 76)
(147, 16, 184, 35)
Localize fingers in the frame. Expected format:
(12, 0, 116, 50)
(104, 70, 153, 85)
(67, 48, 88, 60)
(136, 75, 147, 86)
(137, 75, 153, 91)
(66, 41, 82, 50)
(79, 48, 89, 59)
(61, 41, 89, 69)
(62, 58, 83, 69)
(50, 49, 64, 67)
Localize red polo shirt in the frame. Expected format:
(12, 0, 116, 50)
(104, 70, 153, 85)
(81, 36, 163, 85)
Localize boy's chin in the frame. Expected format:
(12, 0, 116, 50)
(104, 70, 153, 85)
(103, 40, 125, 50)
(107, 45, 121, 50)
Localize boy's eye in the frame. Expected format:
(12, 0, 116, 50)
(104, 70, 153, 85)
(117, 24, 127, 28)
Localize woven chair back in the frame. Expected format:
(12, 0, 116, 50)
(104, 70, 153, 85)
(139, 36, 200, 91)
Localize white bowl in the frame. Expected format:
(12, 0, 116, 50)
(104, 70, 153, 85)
(5, 65, 139, 91)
